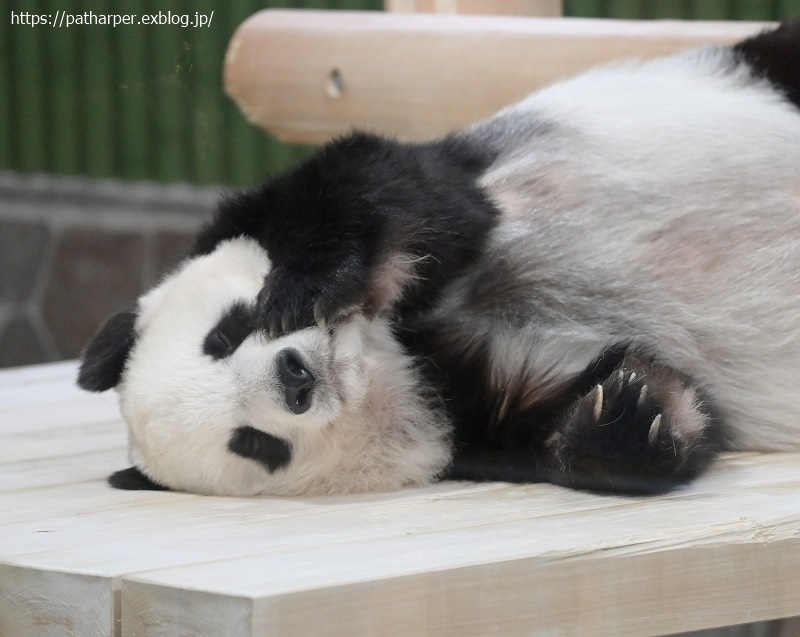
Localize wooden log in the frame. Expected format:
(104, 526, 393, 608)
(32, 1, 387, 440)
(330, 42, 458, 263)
(385, 0, 563, 17)
(224, 11, 768, 144)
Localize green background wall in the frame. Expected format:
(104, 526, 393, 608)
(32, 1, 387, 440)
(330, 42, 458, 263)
(2, 0, 799, 186)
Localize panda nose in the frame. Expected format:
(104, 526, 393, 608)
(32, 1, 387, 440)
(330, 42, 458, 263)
(276, 349, 315, 415)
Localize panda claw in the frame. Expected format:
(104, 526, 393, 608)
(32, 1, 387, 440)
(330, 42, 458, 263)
(637, 384, 648, 407)
(592, 384, 603, 422)
(648, 413, 662, 444)
(313, 304, 327, 327)
(628, 371, 637, 384)
(269, 316, 282, 340)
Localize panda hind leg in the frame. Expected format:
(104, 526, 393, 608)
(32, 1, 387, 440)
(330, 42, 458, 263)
(544, 354, 720, 494)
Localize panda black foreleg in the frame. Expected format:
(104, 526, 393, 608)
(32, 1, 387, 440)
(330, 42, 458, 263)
(194, 133, 501, 337)
(542, 352, 721, 494)
(432, 334, 722, 494)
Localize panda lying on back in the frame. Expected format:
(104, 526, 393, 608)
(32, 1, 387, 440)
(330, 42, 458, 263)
(79, 23, 800, 496)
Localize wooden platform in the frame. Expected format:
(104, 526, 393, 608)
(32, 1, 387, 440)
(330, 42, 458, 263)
(2, 361, 800, 636)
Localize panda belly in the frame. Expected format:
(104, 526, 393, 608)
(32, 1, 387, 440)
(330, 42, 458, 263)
(451, 42, 800, 454)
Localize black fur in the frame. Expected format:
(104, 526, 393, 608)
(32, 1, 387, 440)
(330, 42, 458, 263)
(406, 321, 719, 493)
(203, 301, 256, 360)
(77, 310, 137, 392)
(228, 425, 292, 473)
(548, 358, 719, 494)
(735, 20, 800, 111)
(108, 466, 169, 491)
(193, 132, 500, 335)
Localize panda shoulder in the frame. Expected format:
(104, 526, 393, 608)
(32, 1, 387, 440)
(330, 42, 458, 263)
(734, 20, 800, 111)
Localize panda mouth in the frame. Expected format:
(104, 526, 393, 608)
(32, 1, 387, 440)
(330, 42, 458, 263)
(276, 348, 316, 414)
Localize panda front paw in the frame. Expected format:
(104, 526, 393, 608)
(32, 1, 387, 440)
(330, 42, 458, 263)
(258, 254, 369, 337)
(550, 366, 717, 493)
(563, 369, 664, 455)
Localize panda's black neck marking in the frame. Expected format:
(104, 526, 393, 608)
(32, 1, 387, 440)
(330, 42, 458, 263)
(228, 425, 292, 473)
(734, 21, 800, 112)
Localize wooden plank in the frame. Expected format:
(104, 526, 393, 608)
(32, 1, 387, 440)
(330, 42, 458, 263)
(1, 456, 795, 636)
(1, 448, 789, 629)
(0, 372, 113, 414)
(223, 11, 768, 144)
(120, 473, 800, 636)
(134, 542, 797, 637)
(0, 372, 84, 410)
(0, 358, 120, 438)
(0, 393, 120, 435)
(0, 360, 78, 389)
(4, 363, 800, 636)
(0, 564, 112, 637)
(1, 420, 124, 464)
(0, 406, 120, 437)
(0, 481, 505, 636)
(2, 452, 793, 558)
(0, 481, 505, 553)
(0, 450, 132, 493)
(4, 453, 781, 637)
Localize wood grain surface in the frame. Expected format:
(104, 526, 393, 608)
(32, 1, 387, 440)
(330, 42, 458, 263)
(1, 362, 800, 636)
(224, 11, 768, 143)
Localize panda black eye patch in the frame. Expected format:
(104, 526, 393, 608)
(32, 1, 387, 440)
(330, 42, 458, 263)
(203, 301, 256, 359)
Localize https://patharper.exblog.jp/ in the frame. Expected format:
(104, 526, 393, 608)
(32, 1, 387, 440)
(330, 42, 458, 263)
(10, 10, 214, 29)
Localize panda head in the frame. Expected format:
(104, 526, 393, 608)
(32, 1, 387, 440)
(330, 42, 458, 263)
(78, 237, 451, 496)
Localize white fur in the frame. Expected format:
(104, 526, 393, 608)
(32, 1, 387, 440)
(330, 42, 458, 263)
(465, 45, 800, 450)
(119, 238, 451, 496)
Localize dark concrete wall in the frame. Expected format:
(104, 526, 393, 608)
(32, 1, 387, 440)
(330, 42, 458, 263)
(0, 173, 220, 367)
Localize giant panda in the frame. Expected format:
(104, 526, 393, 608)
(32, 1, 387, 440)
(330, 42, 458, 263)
(78, 23, 800, 496)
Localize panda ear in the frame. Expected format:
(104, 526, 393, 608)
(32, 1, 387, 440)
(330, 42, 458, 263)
(77, 310, 138, 392)
(108, 467, 170, 491)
